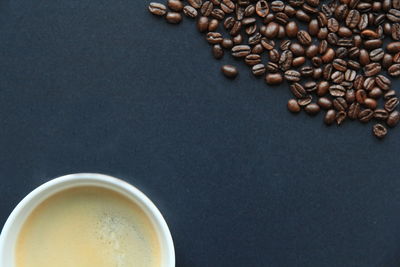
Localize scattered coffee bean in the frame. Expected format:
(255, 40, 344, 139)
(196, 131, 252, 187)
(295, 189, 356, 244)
(221, 65, 238, 78)
(252, 64, 266, 76)
(304, 103, 320, 115)
(149, 2, 167, 16)
(387, 111, 400, 127)
(166, 12, 183, 23)
(265, 73, 283, 85)
(373, 124, 388, 139)
(288, 99, 301, 113)
(324, 109, 336, 125)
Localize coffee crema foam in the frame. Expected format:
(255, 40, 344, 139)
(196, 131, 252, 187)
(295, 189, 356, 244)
(15, 186, 161, 267)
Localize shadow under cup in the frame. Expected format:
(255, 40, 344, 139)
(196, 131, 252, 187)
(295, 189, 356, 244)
(0, 173, 175, 267)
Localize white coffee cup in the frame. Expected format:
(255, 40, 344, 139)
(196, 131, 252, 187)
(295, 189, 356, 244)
(0, 173, 175, 267)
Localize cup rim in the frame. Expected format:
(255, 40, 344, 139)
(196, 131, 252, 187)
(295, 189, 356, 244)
(0, 173, 175, 266)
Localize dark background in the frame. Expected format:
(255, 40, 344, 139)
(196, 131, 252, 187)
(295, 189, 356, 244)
(0, 0, 400, 266)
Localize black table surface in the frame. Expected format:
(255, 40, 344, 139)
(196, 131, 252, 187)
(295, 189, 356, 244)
(1, 1, 400, 266)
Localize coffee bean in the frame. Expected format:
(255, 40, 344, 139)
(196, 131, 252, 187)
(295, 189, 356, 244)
(297, 31, 312, 46)
(319, 40, 328, 54)
(322, 63, 333, 80)
(269, 49, 280, 62)
(331, 71, 344, 84)
(356, 89, 367, 104)
(338, 27, 352, 38)
(201, 1, 214, 16)
(322, 48, 335, 63)
(336, 111, 347, 125)
(183, 5, 198, 18)
(244, 5, 255, 16)
(374, 109, 389, 120)
(245, 54, 261, 66)
(364, 98, 377, 110)
(304, 81, 317, 92)
(359, 49, 370, 66)
(280, 40, 291, 51)
(188, 0, 203, 9)
(284, 5, 296, 17)
(329, 85, 346, 97)
(231, 45, 251, 57)
(279, 50, 293, 71)
(335, 47, 348, 59)
(208, 19, 219, 31)
(312, 81, 327, 97)
(168, 0, 184, 11)
(324, 109, 337, 125)
(296, 9, 311, 22)
(256, 0, 270, 17)
(298, 95, 313, 107)
(290, 43, 305, 56)
(261, 38, 275, 50)
(317, 12, 327, 27)
(372, 124, 387, 139)
(348, 102, 361, 119)
(327, 18, 339, 33)
(149, 2, 167, 16)
(221, 0, 235, 14)
(206, 32, 223, 44)
(212, 44, 224, 59)
(375, 75, 391, 91)
(292, 56, 306, 67)
(392, 23, 400, 41)
(385, 97, 399, 112)
(287, 99, 301, 113)
(346, 89, 356, 103)
(346, 9, 360, 28)
(291, 83, 307, 98)
(248, 32, 262, 45)
(317, 97, 332, 109)
(275, 12, 289, 25)
(387, 111, 400, 127)
(333, 97, 347, 111)
(359, 109, 374, 123)
(308, 19, 320, 36)
(313, 68, 323, 80)
(236, 6, 244, 20)
(363, 39, 382, 50)
(348, 47, 360, 59)
(348, 60, 360, 71)
(344, 69, 356, 82)
(221, 65, 238, 78)
(211, 8, 225, 20)
(301, 66, 314, 77)
(166, 12, 182, 24)
(358, 13, 368, 31)
(387, 8, 400, 23)
(252, 64, 266, 76)
(265, 73, 283, 85)
(304, 103, 320, 115)
(265, 22, 279, 38)
(230, 21, 242, 36)
(369, 87, 383, 99)
(387, 41, 400, 53)
(197, 16, 209, 32)
(388, 64, 400, 77)
(332, 59, 347, 72)
(364, 63, 381, 77)
(242, 17, 256, 26)
(233, 34, 244, 45)
(221, 38, 233, 49)
(284, 70, 301, 82)
(385, 90, 397, 100)
(285, 21, 299, 38)
(305, 45, 318, 58)
(354, 75, 365, 89)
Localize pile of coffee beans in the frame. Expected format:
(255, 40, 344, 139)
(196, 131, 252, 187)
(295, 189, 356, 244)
(148, 0, 400, 139)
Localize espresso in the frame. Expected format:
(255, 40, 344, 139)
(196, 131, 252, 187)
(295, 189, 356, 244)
(15, 186, 161, 267)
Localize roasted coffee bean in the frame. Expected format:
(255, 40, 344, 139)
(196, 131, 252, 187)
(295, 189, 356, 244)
(287, 99, 301, 113)
(322, 48, 335, 63)
(369, 87, 383, 99)
(306, 45, 318, 58)
(335, 47, 348, 59)
(346, 9, 360, 28)
(230, 21, 242, 36)
(387, 111, 400, 127)
(316, 27, 328, 40)
(252, 64, 266, 76)
(266, 62, 279, 73)
(248, 32, 262, 45)
(297, 31, 312, 46)
(358, 109, 374, 123)
(344, 69, 356, 82)
(221, 38, 234, 49)
(261, 38, 275, 50)
(277, 25, 286, 39)
(385, 90, 397, 100)
(348, 102, 361, 119)
(236, 6, 244, 20)
(206, 32, 223, 44)
(280, 40, 291, 51)
(388, 42, 400, 54)
(313, 68, 323, 79)
(304, 81, 317, 92)
(322, 63, 333, 80)
(348, 47, 360, 59)
(358, 13, 368, 31)
(333, 97, 348, 111)
(387, 8, 400, 23)
(308, 19, 320, 36)
(166, 12, 182, 24)
(291, 83, 307, 98)
(360, 29, 379, 40)
(256, 0, 270, 17)
(363, 78, 376, 91)
(394, 52, 400, 63)
(364, 63, 381, 77)
(224, 17, 235, 29)
(279, 50, 293, 71)
(208, 19, 219, 31)
(356, 89, 367, 104)
(188, 0, 203, 9)
(211, 8, 225, 20)
(265, 73, 283, 85)
(312, 57, 322, 67)
(301, 66, 314, 77)
(296, 9, 311, 22)
(197, 16, 209, 32)
(375, 75, 391, 90)
(335, 4, 348, 21)
(392, 23, 400, 41)
(319, 40, 328, 54)
(317, 12, 327, 27)
(267, 49, 279, 63)
(337, 27, 352, 38)
(298, 95, 313, 106)
(383, 0, 391, 12)
(317, 97, 332, 110)
(275, 12, 289, 25)
(263, 13, 275, 24)
(149, 2, 167, 16)
(286, 21, 299, 38)
(388, 64, 400, 77)
(244, 5, 255, 16)
(168, 0, 184, 11)
(372, 124, 387, 139)
(336, 111, 347, 125)
(327, 18, 339, 33)
(290, 43, 305, 56)
(231, 45, 251, 57)
(212, 44, 224, 59)
(385, 97, 399, 112)
(183, 5, 198, 18)
(374, 109, 389, 120)
(347, 60, 360, 71)
(221, 0, 235, 14)
(353, 75, 364, 90)
(284, 70, 301, 82)
(332, 59, 347, 72)
(304, 103, 320, 115)
(369, 48, 384, 62)
(363, 39, 382, 50)
(292, 56, 306, 67)
(244, 54, 261, 66)
(346, 89, 356, 103)
(265, 22, 279, 38)
(324, 109, 337, 125)
(329, 85, 346, 97)
(200, 1, 214, 17)
(364, 98, 377, 110)
(359, 49, 370, 66)
(221, 65, 238, 78)
(242, 17, 256, 26)
(284, 5, 296, 17)
(317, 81, 329, 96)
(331, 71, 344, 84)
